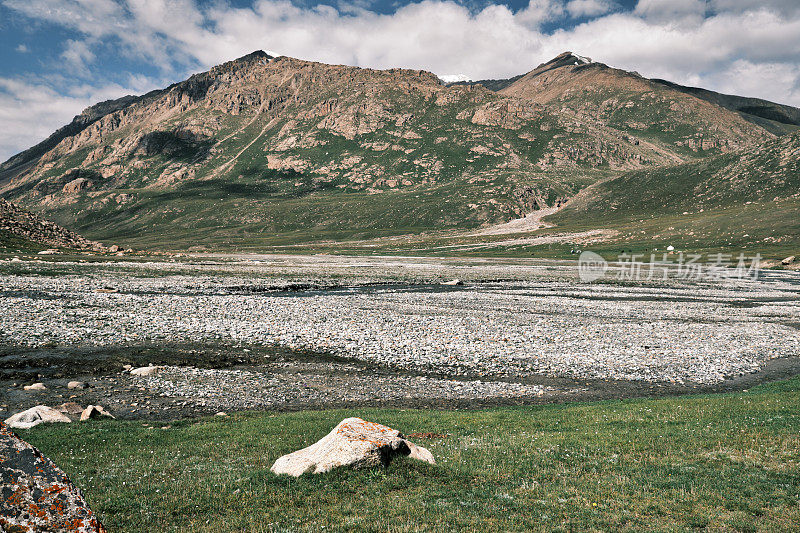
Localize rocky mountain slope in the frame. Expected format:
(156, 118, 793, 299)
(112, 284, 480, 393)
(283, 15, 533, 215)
(0, 51, 789, 250)
(0, 198, 100, 250)
(545, 130, 800, 256)
(556, 130, 800, 217)
(650, 79, 800, 136)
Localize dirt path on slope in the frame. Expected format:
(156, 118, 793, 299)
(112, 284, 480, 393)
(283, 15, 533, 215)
(468, 206, 559, 236)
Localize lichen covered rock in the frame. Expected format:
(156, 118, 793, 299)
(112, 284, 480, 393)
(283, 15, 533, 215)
(0, 421, 106, 532)
(271, 417, 435, 477)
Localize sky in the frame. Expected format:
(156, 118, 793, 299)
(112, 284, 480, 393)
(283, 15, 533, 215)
(1, 0, 800, 161)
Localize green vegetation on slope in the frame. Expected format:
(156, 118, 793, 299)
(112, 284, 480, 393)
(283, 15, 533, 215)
(20, 377, 800, 531)
(525, 131, 800, 260)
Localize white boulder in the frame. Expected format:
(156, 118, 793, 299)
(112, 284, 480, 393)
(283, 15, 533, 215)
(130, 365, 161, 377)
(271, 417, 435, 477)
(23, 383, 46, 391)
(4, 406, 72, 429)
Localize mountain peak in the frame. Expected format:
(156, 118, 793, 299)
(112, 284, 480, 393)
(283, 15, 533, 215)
(534, 51, 594, 73)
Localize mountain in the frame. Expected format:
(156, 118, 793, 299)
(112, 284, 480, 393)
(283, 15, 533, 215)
(558, 130, 800, 215)
(0, 198, 101, 251)
(0, 51, 785, 251)
(465, 53, 800, 136)
(0, 96, 143, 185)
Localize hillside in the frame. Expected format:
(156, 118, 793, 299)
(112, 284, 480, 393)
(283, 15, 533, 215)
(545, 130, 800, 257)
(0, 198, 101, 251)
(0, 51, 783, 250)
(464, 53, 800, 137)
(650, 79, 800, 136)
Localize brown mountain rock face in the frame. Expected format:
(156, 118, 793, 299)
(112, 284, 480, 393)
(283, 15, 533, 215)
(499, 52, 773, 153)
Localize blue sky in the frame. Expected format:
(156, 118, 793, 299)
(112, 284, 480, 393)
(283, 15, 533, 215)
(2, 0, 800, 161)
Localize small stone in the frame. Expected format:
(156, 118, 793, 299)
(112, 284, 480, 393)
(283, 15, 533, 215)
(23, 382, 46, 391)
(442, 279, 464, 286)
(68, 380, 89, 390)
(80, 405, 115, 421)
(782, 255, 795, 265)
(130, 365, 160, 377)
(215, 411, 228, 417)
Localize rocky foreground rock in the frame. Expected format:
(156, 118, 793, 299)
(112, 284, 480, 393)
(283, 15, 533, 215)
(0, 421, 106, 532)
(271, 417, 435, 476)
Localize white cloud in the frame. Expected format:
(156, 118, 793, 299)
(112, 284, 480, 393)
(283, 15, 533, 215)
(634, 0, 707, 23)
(438, 74, 472, 83)
(15, 44, 29, 53)
(710, 1, 800, 17)
(2, 0, 800, 160)
(61, 39, 97, 71)
(567, 0, 615, 19)
(702, 59, 800, 103)
(0, 75, 163, 162)
(515, 0, 564, 27)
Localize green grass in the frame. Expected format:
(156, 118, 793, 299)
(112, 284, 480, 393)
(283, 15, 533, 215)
(19, 377, 800, 531)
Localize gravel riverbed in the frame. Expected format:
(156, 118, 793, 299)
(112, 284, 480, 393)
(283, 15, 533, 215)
(1, 255, 799, 419)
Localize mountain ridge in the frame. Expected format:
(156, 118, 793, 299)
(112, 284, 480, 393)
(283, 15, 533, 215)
(0, 51, 790, 251)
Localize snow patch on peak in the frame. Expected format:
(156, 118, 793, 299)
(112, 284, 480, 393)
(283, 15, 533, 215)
(573, 54, 592, 64)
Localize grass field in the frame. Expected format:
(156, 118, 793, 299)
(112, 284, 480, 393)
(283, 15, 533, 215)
(17, 376, 800, 532)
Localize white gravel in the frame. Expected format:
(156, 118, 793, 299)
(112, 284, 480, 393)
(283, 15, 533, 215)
(1, 256, 798, 384)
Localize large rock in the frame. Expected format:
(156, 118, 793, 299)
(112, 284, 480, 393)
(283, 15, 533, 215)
(271, 417, 435, 477)
(0, 421, 106, 532)
(4, 406, 72, 429)
(782, 255, 796, 265)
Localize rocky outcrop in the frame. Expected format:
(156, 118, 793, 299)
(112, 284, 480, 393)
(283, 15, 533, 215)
(0, 421, 106, 532)
(62, 177, 93, 194)
(271, 417, 435, 476)
(0, 198, 101, 250)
